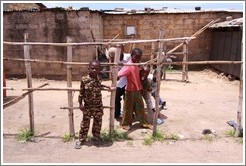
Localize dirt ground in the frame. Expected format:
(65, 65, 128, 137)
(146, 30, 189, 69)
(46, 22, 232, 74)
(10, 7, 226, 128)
(2, 68, 244, 164)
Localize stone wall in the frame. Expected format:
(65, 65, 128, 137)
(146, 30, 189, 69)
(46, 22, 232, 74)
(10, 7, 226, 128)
(3, 9, 103, 80)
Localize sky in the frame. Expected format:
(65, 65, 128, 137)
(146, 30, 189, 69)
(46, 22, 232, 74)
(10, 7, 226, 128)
(41, 1, 244, 11)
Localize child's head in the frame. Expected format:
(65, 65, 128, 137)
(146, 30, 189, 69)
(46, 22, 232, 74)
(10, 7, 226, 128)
(106, 45, 124, 62)
(131, 48, 142, 63)
(140, 65, 150, 80)
(88, 60, 101, 78)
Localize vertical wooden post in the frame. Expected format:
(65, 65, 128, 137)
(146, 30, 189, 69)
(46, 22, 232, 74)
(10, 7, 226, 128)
(23, 33, 34, 132)
(109, 45, 121, 135)
(235, 26, 243, 137)
(3, 66, 6, 98)
(183, 40, 189, 82)
(150, 42, 155, 72)
(153, 32, 164, 135)
(67, 37, 75, 136)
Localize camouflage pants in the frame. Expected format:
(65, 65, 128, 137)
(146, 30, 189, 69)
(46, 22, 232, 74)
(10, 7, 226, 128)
(79, 108, 103, 142)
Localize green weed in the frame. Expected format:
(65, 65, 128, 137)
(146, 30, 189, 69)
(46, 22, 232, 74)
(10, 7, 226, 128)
(143, 130, 179, 146)
(225, 129, 236, 137)
(62, 133, 74, 142)
(99, 129, 132, 143)
(203, 134, 215, 142)
(16, 129, 35, 142)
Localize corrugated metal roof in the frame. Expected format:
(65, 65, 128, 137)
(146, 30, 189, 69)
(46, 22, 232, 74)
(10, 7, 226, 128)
(210, 17, 243, 28)
(103, 9, 243, 14)
(3, 6, 242, 14)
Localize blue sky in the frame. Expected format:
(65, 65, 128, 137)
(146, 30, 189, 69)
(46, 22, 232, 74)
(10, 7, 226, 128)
(42, 1, 244, 11)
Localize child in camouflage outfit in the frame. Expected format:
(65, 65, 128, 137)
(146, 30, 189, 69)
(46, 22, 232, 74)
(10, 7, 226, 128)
(75, 60, 110, 149)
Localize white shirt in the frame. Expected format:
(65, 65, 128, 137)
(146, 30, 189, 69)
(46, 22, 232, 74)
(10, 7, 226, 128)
(117, 53, 131, 88)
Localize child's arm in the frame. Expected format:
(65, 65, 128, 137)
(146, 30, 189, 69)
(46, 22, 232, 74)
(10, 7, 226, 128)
(78, 80, 85, 111)
(101, 84, 116, 91)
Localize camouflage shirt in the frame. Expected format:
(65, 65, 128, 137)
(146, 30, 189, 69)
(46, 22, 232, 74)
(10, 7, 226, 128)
(78, 75, 103, 109)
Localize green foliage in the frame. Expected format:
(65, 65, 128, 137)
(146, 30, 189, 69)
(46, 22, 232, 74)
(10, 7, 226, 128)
(225, 129, 236, 137)
(143, 137, 155, 146)
(152, 130, 165, 141)
(203, 134, 215, 142)
(142, 130, 179, 146)
(99, 129, 132, 143)
(16, 129, 35, 142)
(62, 133, 74, 142)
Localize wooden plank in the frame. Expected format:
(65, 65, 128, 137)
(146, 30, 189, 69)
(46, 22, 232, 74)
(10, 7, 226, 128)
(227, 31, 238, 75)
(221, 31, 232, 73)
(217, 31, 226, 72)
(233, 31, 242, 78)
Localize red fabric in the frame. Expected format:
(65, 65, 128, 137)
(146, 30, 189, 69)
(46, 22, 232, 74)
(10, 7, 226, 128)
(118, 60, 142, 91)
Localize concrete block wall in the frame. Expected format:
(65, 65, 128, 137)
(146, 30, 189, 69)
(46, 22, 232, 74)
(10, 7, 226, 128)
(3, 10, 103, 80)
(103, 11, 242, 64)
(3, 3, 42, 11)
(3, 9, 242, 79)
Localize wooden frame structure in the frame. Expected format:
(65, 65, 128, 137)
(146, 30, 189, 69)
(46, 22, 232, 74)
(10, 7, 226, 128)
(3, 22, 243, 137)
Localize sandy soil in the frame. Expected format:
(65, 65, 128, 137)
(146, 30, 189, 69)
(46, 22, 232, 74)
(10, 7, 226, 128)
(2, 69, 244, 164)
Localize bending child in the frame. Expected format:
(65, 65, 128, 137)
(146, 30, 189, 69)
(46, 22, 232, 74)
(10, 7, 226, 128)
(140, 65, 166, 125)
(118, 48, 152, 130)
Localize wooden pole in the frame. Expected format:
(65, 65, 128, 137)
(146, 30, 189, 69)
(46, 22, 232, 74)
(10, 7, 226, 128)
(185, 40, 189, 81)
(109, 45, 121, 135)
(3, 87, 14, 90)
(182, 40, 189, 82)
(3, 83, 49, 109)
(3, 36, 195, 46)
(235, 26, 243, 137)
(150, 42, 155, 72)
(60, 106, 113, 109)
(22, 87, 112, 92)
(153, 31, 164, 135)
(23, 33, 35, 133)
(66, 37, 75, 136)
(3, 57, 242, 66)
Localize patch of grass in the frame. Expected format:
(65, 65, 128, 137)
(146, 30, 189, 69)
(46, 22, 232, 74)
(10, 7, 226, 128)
(152, 130, 165, 141)
(99, 129, 132, 143)
(164, 133, 179, 141)
(143, 137, 155, 146)
(225, 129, 236, 137)
(62, 133, 74, 142)
(16, 129, 35, 142)
(143, 130, 179, 146)
(203, 134, 215, 142)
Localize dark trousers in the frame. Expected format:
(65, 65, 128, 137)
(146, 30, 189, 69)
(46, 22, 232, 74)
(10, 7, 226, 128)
(115, 86, 125, 118)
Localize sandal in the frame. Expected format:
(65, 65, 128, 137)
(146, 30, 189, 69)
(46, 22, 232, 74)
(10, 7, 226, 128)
(74, 140, 83, 149)
(141, 124, 153, 130)
(122, 125, 131, 130)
